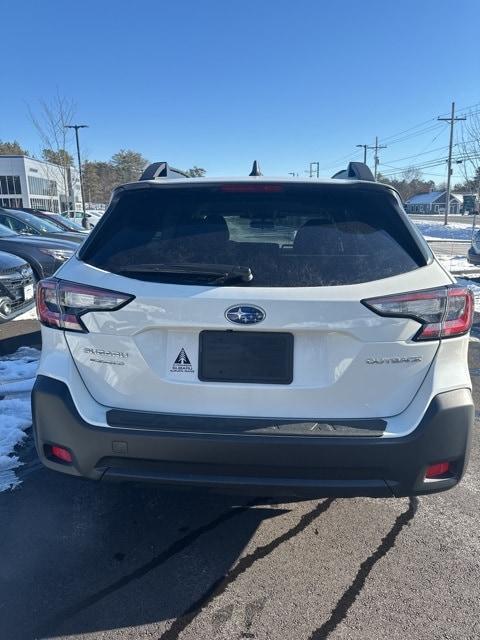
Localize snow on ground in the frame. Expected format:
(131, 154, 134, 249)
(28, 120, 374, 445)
(0, 347, 40, 491)
(414, 219, 475, 241)
(456, 277, 480, 313)
(437, 255, 479, 274)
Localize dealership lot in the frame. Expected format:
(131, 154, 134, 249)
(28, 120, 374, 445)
(0, 327, 479, 639)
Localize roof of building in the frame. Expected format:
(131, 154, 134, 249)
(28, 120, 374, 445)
(0, 154, 76, 171)
(405, 191, 444, 204)
(405, 190, 462, 205)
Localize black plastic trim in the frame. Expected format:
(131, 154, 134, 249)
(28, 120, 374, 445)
(106, 410, 387, 437)
(32, 375, 473, 498)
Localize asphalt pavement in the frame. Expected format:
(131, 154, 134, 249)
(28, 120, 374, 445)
(1, 327, 480, 639)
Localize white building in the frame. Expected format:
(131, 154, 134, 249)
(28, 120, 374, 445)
(0, 155, 83, 213)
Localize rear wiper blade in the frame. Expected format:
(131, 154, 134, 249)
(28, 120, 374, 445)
(115, 263, 253, 283)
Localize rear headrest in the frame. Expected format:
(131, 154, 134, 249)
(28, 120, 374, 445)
(172, 215, 229, 242)
(293, 218, 336, 253)
(204, 215, 229, 241)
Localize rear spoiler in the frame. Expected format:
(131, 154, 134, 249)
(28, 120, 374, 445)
(139, 162, 188, 181)
(331, 162, 375, 182)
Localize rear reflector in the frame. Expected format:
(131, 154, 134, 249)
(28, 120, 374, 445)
(425, 462, 451, 479)
(363, 285, 473, 341)
(50, 445, 73, 464)
(36, 278, 134, 332)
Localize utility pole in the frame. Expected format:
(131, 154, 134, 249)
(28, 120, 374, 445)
(367, 137, 387, 180)
(438, 102, 466, 225)
(65, 124, 88, 228)
(356, 144, 368, 164)
(309, 162, 319, 178)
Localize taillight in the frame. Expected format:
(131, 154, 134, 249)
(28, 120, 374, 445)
(362, 285, 473, 341)
(36, 278, 134, 332)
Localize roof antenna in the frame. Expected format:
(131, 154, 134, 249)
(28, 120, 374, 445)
(249, 160, 262, 176)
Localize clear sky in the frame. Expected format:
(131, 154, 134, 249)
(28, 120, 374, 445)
(1, 0, 479, 182)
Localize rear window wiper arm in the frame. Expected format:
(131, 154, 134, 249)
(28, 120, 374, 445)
(115, 263, 253, 283)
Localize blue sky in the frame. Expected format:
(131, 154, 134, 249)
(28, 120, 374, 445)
(1, 0, 479, 181)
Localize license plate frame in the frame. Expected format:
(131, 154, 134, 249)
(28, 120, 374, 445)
(199, 330, 294, 385)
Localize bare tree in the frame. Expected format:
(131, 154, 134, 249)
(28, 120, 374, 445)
(377, 166, 436, 201)
(28, 92, 77, 210)
(457, 111, 480, 197)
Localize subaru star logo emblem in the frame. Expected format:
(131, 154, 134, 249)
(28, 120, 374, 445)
(21, 267, 30, 279)
(225, 305, 266, 325)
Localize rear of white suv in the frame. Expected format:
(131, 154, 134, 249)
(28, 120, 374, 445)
(32, 175, 474, 497)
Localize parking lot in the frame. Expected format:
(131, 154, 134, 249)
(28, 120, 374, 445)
(0, 320, 479, 640)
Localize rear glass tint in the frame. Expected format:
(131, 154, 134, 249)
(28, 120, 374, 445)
(81, 184, 427, 287)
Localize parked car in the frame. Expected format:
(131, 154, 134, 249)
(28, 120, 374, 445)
(0, 250, 35, 322)
(25, 210, 89, 234)
(33, 162, 474, 498)
(0, 208, 85, 244)
(62, 210, 103, 229)
(468, 230, 480, 265)
(0, 223, 77, 281)
(14, 208, 88, 234)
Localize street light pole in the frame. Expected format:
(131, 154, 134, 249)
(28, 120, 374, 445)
(65, 124, 88, 228)
(356, 144, 368, 164)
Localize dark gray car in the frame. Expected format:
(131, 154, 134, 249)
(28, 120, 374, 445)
(0, 250, 35, 322)
(0, 208, 85, 244)
(0, 223, 78, 280)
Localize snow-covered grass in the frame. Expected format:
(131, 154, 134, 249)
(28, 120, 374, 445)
(0, 347, 40, 492)
(414, 219, 475, 241)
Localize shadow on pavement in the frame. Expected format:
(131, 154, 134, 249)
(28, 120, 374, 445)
(0, 468, 286, 640)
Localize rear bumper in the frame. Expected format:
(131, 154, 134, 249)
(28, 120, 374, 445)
(32, 375, 474, 498)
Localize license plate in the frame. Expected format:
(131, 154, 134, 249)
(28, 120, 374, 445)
(199, 331, 294, 384)
(24, 284, 34, 301)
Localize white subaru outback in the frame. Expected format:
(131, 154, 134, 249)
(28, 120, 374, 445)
(32, 161, 474, 498)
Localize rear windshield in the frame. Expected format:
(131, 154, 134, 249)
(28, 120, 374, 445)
(81, 184, 428, 287)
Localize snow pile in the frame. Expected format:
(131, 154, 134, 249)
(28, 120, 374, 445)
(437, 256, 479, 274)
(0, 347, 40, 491)
(414, 220, 474, 241)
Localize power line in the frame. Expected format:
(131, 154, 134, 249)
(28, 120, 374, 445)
(314, 99, 480, 175)
(384, 143, 453, 165)
(380, 123, 445, 147)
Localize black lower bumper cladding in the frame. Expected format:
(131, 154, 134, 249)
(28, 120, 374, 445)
(32, 375, 473, 498)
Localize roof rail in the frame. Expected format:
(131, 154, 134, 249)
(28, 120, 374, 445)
(139, 162, 189, 181)
(331, 162, 375, 182)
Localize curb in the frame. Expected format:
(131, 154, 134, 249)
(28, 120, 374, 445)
(0, 320, 41, 356)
